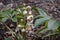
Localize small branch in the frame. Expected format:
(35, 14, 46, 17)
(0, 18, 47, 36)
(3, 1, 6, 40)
(4, 24, 13, 32)
(42, 33, 58, 39)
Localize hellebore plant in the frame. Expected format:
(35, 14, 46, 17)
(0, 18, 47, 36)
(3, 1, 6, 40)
(0, 3, 35, 40)
(0, 3, 60, 40)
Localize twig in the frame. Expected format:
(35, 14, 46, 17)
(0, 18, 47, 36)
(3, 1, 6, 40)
(42, 33, 58, 39)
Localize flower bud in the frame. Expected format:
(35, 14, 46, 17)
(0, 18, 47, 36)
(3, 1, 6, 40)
(23, 10, 27, 14)
(21, 19, 24, 21)
(27, 6, 31, 9)
(29, 11, 32, 14)
(21, 28, 25, 32)
(17, 24, 22, 27)
(16, 8, 21, 12)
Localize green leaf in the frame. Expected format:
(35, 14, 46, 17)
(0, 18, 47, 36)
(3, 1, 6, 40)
(5, 37, 13, 40)
(34, 15, 43, 19)
(36, 21, 48, 34)
(36, 8, 48, 16)
(32, 7, 39, 13)
(2, 17, 8, 22)
(11, 11, 17, 17)
(17, 33, 24, 40)
(58, 26, 60, 34)
(48, 19, 60, 30)
(34, 16, 51, 27)
(11, 17, 17, 22)
(0, 10, 11, 18)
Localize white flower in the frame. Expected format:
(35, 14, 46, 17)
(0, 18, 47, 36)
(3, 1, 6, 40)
(21, 28, 25, 32)
(26, 31, 28, 33)
(22, 7, 26, 9)
(27, 15, 33, 20)
(29, 11, 32, 14)
(15, 27, 19, 32)
(27, 15, 34, 23)
(29, 20, 33, 24)
(17, 24, 22, 27)
(23, 10, 27, 14)
(16, 8, 21, 12)
(27, 6, 31, 9)
(21, 19, 24, 21)
(28, 27, 32, 31)
(27, 23, 31, 25)
(27, 24, 34, 30)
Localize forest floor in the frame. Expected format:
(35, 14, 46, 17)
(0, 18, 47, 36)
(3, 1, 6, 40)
(0, 0, 60, 40)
